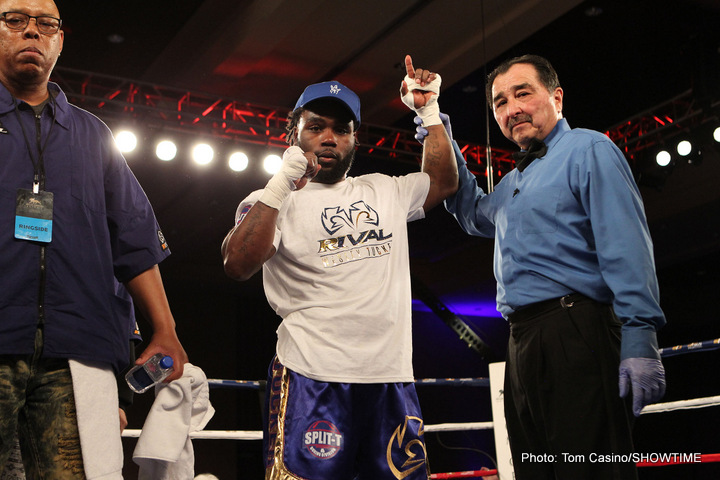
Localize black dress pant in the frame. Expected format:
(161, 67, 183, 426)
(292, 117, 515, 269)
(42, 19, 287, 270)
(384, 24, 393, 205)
(504, 294, 638, 480)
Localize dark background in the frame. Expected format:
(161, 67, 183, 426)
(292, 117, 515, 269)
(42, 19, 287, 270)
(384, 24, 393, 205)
(46, 0, 720, 478)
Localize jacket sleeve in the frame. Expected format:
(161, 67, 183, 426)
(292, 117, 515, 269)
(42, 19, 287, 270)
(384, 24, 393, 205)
(102, 128, 170, 282)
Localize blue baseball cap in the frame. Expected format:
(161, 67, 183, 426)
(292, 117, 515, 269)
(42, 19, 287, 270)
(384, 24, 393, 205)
(294, 81, 361, 126)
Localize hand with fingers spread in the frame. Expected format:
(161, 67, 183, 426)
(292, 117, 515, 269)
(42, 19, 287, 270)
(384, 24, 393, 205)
(400, 54, 442, 126)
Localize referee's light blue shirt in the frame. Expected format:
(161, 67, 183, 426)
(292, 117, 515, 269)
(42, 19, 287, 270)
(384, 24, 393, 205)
(445, 119, 665, 360)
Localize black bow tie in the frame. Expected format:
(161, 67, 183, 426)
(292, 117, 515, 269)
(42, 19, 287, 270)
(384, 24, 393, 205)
(512, 139, 548, 172)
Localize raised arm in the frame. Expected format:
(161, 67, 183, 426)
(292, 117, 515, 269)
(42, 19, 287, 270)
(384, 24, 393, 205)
(400, 54, 457, 211)
(420, 123, 456, 210)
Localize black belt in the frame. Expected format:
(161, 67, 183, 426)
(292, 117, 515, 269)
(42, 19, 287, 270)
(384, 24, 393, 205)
(508, 293, 589, 324)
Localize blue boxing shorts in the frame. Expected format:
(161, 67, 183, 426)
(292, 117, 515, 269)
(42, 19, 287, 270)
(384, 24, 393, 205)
(263, 356, 430, 480)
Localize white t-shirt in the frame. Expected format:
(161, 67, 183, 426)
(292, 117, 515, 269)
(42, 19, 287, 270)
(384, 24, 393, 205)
(235, 172, 430, 383)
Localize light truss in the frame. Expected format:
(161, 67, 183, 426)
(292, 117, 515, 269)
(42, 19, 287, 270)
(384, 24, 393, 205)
(50, 66, 514, 178)
(605, 89, 720, 165)
(50, 67, 717, 179)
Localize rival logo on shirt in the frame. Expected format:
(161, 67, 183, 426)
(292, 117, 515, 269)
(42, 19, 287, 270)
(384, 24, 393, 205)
(321, 201, 379, 235)
(317, 200, 393, 267)
(304, 420, 343, 459)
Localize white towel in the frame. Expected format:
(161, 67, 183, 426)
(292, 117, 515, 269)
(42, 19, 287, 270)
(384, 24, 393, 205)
(132, 363, 215, 480)
(69, 359, 123, 480)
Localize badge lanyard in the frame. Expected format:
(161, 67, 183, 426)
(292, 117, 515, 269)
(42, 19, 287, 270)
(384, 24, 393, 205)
(13, 95, 56, 192)
(13, 95, 57, 243)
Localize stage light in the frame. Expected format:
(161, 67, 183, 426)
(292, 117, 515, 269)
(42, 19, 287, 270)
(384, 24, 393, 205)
(714, 126, 720, 143)
(114, 130, 137, 153)
(655, 150, 672, 167)
(228, 152, 249, 172)
(192, 143, 214, 165)
(156, 140, 177, 161)
(675, 138, 703, 165)
(263, 154, 282, 174)
(676, 140, 693, 157)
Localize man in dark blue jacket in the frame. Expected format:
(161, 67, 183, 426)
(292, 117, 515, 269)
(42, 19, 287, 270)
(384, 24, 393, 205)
(0, 0, 188, 477)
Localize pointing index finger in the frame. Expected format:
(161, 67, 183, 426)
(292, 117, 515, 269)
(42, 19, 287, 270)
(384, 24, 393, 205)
(405, 54, 415, 79)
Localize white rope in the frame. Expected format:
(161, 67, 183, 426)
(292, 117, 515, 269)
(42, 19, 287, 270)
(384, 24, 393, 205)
(122, 421, 495, 441)
(641, 395, 720, 415)
(425, 421, 494, 433)
(121, 394, 720, 441)
(122, 429, 263, 440)
(121, 396, 720, 440)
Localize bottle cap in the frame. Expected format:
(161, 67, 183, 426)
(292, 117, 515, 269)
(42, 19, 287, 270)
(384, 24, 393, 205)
(160, 356, 174, 369)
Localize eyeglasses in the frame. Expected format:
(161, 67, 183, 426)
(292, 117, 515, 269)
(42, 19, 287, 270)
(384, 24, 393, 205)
(1, 11, 62, 35)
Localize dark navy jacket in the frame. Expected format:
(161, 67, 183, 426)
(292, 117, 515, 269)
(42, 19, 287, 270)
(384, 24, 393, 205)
(0, 82, 169, 373)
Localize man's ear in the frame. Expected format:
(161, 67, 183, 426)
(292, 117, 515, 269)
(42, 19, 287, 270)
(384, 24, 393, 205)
(553, 87, 564, 116)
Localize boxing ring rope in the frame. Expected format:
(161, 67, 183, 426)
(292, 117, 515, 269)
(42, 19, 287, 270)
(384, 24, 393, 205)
(428, 454, 720, 479)
(430, 470, 498, 479)
(120, 338, 720, 478)
(121, 422, 497, 439)
(640, 395, 720, 414)
(636, 454, 720, 468)
(204, 377, 491, 390)
(657, 337, 720, 357)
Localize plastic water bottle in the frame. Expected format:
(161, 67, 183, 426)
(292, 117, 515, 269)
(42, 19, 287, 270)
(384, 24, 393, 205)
(125, 353, 174, 393)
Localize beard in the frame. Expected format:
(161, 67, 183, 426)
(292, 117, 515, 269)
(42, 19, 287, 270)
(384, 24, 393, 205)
(312, 148, 356, 184)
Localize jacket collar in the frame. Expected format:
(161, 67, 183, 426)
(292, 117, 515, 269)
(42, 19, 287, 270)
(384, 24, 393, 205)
(0, 81, 71, 129)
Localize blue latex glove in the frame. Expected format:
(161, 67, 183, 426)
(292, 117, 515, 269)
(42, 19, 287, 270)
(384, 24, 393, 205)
(618, 357, 666, 416)
(414, 112, 452, 144)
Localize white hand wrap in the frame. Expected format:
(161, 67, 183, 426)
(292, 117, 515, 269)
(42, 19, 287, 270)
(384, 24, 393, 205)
(400, 74, 442, 126)
(259, 146, 308, 210)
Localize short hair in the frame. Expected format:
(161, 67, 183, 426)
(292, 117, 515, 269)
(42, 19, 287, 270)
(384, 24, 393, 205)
(485, 55, 561, 107)
(285, 108, 304, 146)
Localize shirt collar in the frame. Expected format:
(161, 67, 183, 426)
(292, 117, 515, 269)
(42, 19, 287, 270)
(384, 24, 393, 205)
(0, 81, 72, 129)
(511, 119, 570, 173)
(542, 117, 570, 150)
